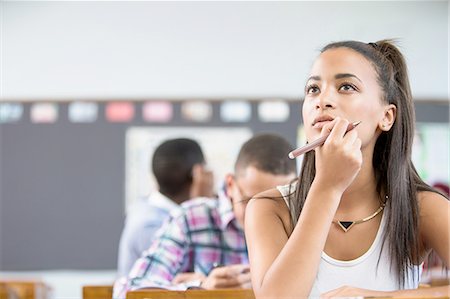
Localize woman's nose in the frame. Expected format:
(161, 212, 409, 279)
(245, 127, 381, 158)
(315, 90, 335, 110)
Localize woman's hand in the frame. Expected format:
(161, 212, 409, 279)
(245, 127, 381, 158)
(321, 286, 390, 298)
(314, 118, 362, 194)
(322, 285, 450, 298)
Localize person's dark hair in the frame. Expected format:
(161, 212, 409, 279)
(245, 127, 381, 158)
(291, 39, 448, 288)
(235, 133, 297, 177)
(152, 138, 205, 198)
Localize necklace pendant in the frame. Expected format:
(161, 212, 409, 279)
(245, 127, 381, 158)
(337, 221, 355, 232)
(333, 202, 385, 233)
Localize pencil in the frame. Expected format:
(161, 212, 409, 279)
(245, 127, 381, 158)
(288, 121, 362, 159)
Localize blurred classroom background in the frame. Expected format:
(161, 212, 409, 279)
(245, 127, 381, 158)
(0, 1, 448, 298)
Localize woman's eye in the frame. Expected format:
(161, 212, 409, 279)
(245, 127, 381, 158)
(339, 83, 357, 92)
(306, 85, 320, 94)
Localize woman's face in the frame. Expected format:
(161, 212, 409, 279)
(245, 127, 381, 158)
(302, 47, 391, 149)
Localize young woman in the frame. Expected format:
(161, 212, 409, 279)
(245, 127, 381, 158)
(245, 40, 449, 298)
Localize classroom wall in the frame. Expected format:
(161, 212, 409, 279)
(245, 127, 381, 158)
(1, 1, 448, 100)
(0, 1, 449, 271)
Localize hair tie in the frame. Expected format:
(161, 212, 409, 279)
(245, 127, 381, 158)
(368, 42, 378, 50)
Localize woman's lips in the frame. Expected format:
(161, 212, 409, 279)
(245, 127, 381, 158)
(312, 120, 332, 129)
(312, 115, 335, 129)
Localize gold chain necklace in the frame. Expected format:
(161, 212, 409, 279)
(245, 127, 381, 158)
(332, 202, 386, 233)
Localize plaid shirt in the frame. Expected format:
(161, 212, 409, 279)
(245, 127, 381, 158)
(113, 191, 248, 298)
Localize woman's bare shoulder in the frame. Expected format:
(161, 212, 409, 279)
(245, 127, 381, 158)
(248, 188, 287, 208)
(418, 190, 449, 233)
(418, 190, 449, 213)
(247, 188, 293, 234)
(418, 190, 449, 260)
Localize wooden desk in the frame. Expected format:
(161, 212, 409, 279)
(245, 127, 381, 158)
(0, 283, 18, 299)
(126, 289, 255, 299)
(0, 281, 49, 299)
(371, 297, 449, 299)
(186, 289, 255, 299)
(82, 285, 113, 299)
(127, 289, 185, 299)
(0, 284, 8, 299)
(126, 288, 450, 299)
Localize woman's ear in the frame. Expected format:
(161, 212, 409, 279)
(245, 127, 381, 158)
(379, 104, 397, 131)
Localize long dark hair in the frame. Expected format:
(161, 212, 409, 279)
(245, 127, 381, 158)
(290, 40, 445, 287)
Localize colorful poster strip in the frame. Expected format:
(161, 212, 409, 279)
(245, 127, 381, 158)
(220, 101, 251, 123)
(105, 102, 135, 123)
(258, 100, 290, 122)
(0, 103, 23, 123)
(142, 101, 173, 123)
(181, 101, 213, 122)
(31, 103, 58, 123)
(68, 102, 98, 123)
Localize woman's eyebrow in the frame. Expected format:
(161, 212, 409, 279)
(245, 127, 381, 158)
(335, 73, 362, 83)
(306, 73, 363, 85)
(306, 75, 321, 82)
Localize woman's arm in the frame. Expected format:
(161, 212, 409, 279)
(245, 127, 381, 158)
(321, 285, 450, 298)
(246, 184, 345, 298)
(419, 191, 450, 266)
(245, 119, 363, 298)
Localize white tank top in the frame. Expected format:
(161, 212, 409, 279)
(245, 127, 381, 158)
(276, 184, 422, 297)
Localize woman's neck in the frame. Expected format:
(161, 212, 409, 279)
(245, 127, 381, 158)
(335, 149, 381, 218)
